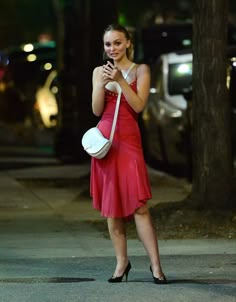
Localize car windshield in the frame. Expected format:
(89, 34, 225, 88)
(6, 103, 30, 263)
(168, 62, 192, 95)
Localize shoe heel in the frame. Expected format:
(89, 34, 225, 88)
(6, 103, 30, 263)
(108, 261, 131, 283)
(125, 262, 131, 282)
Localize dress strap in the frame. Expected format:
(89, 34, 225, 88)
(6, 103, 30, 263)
(110, 63, 136, 142)
(123, 63, 136, 79)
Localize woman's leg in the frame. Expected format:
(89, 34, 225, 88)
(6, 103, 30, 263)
(107, 217, 129, 277)
(134, 205, 164, 278)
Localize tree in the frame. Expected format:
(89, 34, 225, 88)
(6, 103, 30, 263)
(53, 0, 118, 161)
(191, 0, 234, 209)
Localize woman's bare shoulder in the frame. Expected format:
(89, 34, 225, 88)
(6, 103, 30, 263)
(135, 63, 151, 81)
(93, 66, 103, 75)
(92, 66, 103, 81)
(136, 63, 150, 73)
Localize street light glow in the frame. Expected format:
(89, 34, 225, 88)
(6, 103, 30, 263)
(22, 43, 34, 52)
(27, 54, 37, 62)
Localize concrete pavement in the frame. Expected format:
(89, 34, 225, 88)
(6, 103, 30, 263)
(0, 162, 235, 301)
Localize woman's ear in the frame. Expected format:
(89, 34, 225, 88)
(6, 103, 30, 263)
(126, 40, 131, 49)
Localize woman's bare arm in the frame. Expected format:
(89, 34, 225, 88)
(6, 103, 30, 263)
(92, 66, 106, 116)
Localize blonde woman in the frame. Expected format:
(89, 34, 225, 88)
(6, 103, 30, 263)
(90, 23, 167, 284)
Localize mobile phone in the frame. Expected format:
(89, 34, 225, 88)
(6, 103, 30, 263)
(103, 58, 114, 65)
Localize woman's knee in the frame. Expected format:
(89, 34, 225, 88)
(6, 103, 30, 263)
(134, 205, 149, 216)
(107, 217, 126, 234)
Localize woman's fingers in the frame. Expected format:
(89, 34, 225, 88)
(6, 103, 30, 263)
(102, 63, 120, 81)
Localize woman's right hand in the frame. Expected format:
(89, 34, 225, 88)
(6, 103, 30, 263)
(92, 66, 107, 116)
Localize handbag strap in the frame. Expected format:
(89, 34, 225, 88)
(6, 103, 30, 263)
(109, 63, 136, 141)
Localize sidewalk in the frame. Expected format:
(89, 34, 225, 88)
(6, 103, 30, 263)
(0, 162, 191, 209)
(0, 162, 235, 257)
(0, 162, 192, 226)
(0, 163, 235, 302)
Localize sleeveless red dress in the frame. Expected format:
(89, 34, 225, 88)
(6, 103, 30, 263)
(90, 80, 152, 219)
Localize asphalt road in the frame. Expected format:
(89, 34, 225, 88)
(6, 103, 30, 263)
(0, 211, 235, 302)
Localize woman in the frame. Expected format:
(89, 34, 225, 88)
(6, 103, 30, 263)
(90, 23, 166, 284)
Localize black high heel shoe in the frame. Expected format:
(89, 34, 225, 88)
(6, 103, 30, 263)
(108, 261, 132, 283)
(150, 266, 167, 284)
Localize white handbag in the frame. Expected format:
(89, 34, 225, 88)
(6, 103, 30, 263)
(81, 127, 112, 159)
(82, 63, 135, 159)
(81, 90, 121, 159)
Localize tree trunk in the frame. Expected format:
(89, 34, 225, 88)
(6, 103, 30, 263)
(54, 0, 118, 161)
(191, 0, 234, 209)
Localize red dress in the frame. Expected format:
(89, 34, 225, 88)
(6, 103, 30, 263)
(90, 81, 152, 219)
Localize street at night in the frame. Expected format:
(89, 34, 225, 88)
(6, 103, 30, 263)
(0, 151, 235, 301)
(0, 1, 236, 301)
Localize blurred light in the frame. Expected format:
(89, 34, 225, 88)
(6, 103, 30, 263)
(44, 63, 52, 70)
(170, 110, 182, 118)
(160, 108, 165, 116)
(182, 39, 191, 46)
(118, 13, 127, 26)
(0, 52, 9, 66)
(35, 87, 58, 127)
(23, 43, 34, 52)
(177, 63, 191, 74)
(0, 82, 6, 92)
(160, 106, 182, 118)
(142, 109, 150, 121)
(27, 54, 37, 62)
(38, 33, 52, 43)
(229, 57, 236, 67)
(162, 31, 168, 37)
(226, 74, 230, 89)
(51, 86, 58, 94)
(155, 15, 164, 24)
(150, 88, 157, 93)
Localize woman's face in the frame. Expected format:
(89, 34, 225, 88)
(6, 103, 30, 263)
(103, 30, 130, 62)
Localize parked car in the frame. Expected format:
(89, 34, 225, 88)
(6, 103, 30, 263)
(141, 48, 236, 178)
(0, 41, 57, 126)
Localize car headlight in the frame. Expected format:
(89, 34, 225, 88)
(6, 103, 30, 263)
(170, 110, 182, 118)
(159, 107, 183, 118)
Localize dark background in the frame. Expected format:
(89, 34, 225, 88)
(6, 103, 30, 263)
(0, 0, 235, 163)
